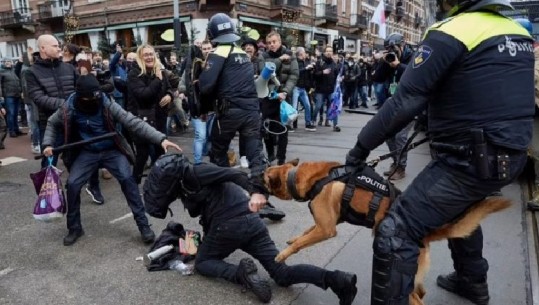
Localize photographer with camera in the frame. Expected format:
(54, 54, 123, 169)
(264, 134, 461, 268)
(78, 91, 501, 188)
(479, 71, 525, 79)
(380, 33, 414, 180)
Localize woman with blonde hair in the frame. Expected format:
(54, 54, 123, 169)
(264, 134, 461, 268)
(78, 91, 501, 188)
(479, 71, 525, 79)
(127, 44, 177, 183)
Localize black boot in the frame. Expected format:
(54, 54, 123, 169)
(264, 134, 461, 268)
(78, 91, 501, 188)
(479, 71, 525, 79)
(326, 270, 358, 305)
(139, 225, 155, 244)
(63, 229, 85, 246)
(236, 258, 272, 303)
(437, 272, 489, 305)
(258, 202, 286, 221)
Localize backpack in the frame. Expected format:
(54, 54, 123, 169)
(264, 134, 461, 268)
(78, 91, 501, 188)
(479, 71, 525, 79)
(143, 153, 186, 219)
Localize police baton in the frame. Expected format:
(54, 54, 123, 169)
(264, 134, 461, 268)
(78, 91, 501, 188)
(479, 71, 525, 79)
(34, 132, 118, 160)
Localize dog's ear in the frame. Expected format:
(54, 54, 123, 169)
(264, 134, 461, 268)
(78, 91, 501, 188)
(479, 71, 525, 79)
(266, 170, 282, 191)
(288, 158, 299, 166)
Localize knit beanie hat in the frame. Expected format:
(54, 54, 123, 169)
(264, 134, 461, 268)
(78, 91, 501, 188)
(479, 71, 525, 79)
(76, 75, 101, 98)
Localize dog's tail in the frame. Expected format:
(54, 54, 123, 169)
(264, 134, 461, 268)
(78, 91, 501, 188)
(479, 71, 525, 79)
(424, 197, 511, 243)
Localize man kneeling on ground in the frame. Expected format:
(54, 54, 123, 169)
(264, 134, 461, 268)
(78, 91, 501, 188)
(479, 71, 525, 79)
(143, 153, 357, 304)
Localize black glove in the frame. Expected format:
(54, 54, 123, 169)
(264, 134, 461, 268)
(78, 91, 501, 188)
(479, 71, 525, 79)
(345, 141, 370, 170)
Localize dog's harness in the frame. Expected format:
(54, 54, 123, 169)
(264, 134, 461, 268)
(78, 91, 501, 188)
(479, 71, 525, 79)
(286, 165, 400, 228)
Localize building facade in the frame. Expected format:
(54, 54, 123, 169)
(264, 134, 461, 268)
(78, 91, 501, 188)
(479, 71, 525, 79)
(0, 0, 433, 58)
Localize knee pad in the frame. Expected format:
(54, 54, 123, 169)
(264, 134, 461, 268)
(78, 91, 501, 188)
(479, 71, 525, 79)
(371, 212, 419, 305)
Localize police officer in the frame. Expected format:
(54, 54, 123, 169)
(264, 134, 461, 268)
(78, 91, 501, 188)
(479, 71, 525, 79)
(198, 13, 284, 219)
(344, 0, 534, 304)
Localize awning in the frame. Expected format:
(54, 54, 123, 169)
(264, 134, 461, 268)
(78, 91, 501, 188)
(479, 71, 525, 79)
(56, 16, 191, 36)
(239, 15, 329, 34)
(107, 16, 191, 31)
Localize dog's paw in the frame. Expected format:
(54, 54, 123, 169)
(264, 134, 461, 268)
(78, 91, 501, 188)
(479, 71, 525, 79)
(275, 251, 288, 263)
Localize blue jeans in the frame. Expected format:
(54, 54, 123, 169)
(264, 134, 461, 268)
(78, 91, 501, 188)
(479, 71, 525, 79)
(66, 149, 149, 231)
(195, 213, 329, 288)
(314, 93, 338, 127)
(357, 85, 368, 106)
(191, 117, 208, 164)
(5, 96, 21, 133)
(292, 87, 312, 125)
(25, 103, 40, 146)
(373, 82, 388, 107)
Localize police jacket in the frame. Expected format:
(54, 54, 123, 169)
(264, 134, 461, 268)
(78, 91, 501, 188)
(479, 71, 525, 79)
(0, 67, 21, 98)
(43, 92, 166, 168)
(314, 56, 339, 94)
(177, 163, 260, 232)
(356, 11, 534, 153)
(258, 46, 299, 96)
(199, 44, 259, 111)
(26, 53, 77, 127)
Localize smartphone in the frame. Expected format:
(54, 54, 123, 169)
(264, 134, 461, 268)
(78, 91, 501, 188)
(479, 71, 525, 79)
(77, 59, 92, 73)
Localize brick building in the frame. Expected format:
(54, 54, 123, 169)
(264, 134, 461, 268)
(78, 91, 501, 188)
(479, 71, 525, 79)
(0, 0, 433, 58)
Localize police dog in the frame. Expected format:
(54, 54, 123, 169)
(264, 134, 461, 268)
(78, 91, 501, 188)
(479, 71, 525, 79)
(263, 159, 510, 304)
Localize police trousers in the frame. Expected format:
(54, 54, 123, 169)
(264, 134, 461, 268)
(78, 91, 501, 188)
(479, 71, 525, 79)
(381, 149, 526, 299)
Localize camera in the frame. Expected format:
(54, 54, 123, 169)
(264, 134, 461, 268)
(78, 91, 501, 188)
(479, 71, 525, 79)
(385, 52, 396, 63)
(385, 44, 400, 63)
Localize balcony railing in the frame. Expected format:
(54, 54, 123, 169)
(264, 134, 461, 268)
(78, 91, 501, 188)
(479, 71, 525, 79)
(315, 4, 338, 21)
(351, 14, 368, 29)
(37, 0, 71, 20)
(0, 7, 33, 28)
(272, 0, 301, 7)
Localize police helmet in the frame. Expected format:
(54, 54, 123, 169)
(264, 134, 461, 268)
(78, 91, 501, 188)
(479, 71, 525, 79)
(384, 33, 404, 48)
(443, 0, 513, 18)
(206, 13, 240, 44)
(515, 18, 533, 35)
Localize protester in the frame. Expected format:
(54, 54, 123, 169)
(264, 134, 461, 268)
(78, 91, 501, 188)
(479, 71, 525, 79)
(42, 74, 180, 246)
(143, 154, 357, 305)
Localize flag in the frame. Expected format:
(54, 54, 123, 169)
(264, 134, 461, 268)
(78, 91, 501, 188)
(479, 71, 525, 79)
(370, 0, 387, 39)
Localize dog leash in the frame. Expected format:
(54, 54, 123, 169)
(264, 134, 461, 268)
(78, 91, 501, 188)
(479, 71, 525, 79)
(367, 130, 430, 171)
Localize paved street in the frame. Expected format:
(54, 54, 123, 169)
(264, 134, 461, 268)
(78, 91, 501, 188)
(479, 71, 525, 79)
(0, 109, 538, 305)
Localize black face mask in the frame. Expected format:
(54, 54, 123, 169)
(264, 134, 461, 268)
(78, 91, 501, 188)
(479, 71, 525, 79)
(75, 96, 100, 115)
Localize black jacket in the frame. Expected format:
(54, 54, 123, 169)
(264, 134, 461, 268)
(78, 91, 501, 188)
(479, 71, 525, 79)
(178, 163, 258, 232)
(127, 63, 174, 133)
(0, 68, 21, 98)
(296, 59, 313, 89)
(26, 53, 78, 128)
(313, 56, 338, 94)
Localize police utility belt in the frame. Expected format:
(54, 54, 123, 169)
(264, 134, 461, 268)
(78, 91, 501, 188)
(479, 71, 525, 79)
(429, 128, 511, 181)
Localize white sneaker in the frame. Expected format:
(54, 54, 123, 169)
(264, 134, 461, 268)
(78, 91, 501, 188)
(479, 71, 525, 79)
(31, 145, 41, 154)
(240, 156, 249, 168)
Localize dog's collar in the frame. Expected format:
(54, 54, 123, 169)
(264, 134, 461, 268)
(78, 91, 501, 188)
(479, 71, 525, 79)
(287, 167, 308, 202)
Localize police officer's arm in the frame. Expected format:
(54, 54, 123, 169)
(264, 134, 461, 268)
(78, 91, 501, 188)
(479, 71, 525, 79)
(198, 52, 226, 95)
(352, 31, 466, 152)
